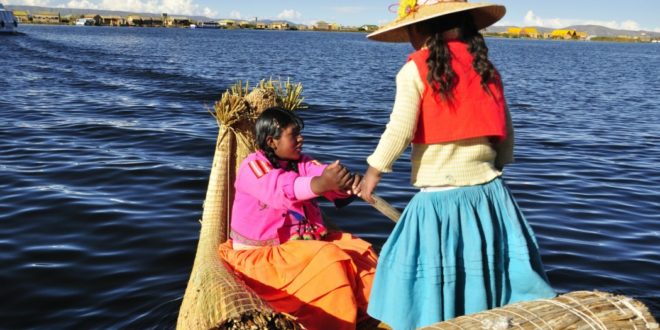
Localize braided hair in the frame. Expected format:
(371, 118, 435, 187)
(254, 107, 304, 173)
(415, 12, 498, 100)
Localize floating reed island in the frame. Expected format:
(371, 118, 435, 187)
(177, 79, 658, 330)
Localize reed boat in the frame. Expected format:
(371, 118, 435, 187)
(177, 79, 658, 330)
(0, 4, 18, 34)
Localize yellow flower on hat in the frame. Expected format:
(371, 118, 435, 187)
(398, 0, 418, 19)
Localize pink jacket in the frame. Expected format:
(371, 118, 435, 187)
(230, 151, 352, 246)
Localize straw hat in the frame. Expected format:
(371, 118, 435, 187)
(367, 0, 506, 42)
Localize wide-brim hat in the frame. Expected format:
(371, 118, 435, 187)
(367, 0, 506, 42)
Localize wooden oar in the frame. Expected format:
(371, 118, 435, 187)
(367, 194, 401, 223)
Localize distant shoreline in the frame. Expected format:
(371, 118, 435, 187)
(483, 32, 658, 44)
(15, 22, 373, 34)
(14, 23, 660, 44)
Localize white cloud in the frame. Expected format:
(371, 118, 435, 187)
(524, 10, 543, 26)
(6, 0, 52, 6)
(229, 10, 241, 19)
(522, 10, 647, 31)
(654, 27, 660, 33)
(63, 0, 97, 9)
(50, 0, 217, 17)
(277, 9, 301, 20)
(619, 20, 640, 31)
(201, 7, 217, 18)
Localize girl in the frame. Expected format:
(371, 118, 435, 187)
(361, 1, 555, 329)
(218, 107, 377, 330)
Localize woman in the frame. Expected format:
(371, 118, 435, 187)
(361, 1, 555, 329)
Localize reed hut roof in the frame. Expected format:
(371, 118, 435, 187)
(551, 29, 577, 36)
(522, 27, 539, 34)
(508, 27, 522, 34)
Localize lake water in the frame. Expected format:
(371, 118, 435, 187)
(1, 25, 658, 328)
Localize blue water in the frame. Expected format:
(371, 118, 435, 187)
(1, 25, 658, 328)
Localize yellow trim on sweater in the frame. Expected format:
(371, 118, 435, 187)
(367, 61, 515, 187)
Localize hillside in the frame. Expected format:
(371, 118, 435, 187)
(485, 24, 660, 38)
(6, 5, 213, 22)
(5, 4, 297, 25)
(565, 24, 660, 37)
(485, 25, 553, 34)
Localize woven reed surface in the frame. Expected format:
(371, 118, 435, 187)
(177, 125, 302, 329)
(421, 290, 659, 330)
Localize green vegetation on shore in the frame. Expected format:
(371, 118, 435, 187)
(590, 36, 653, 43)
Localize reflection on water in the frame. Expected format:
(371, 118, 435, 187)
(1, 26, 658, 327)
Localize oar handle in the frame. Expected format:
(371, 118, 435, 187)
(367, 194, 401, 223)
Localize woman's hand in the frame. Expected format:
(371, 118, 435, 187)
(348, 173, 363, 196)
(360, 166, 382, 204)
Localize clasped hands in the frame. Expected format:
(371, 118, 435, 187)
(311, 160, 362, 196)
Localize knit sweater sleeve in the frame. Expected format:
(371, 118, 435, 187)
(367, 61, 424, 173)
(494, 105, 515, 169)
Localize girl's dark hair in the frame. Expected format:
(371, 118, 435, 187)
(415, 12, 497, 100)
(254, 107, 304, 172)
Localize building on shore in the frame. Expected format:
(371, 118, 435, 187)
(75, 17, 94, 26)
(314, 21, 329, 30)
(126, 15, 164, 27)
(506, 27, 540, 38)
(100, 15, 123, 26)
(576, 31, 588, 40)
(12, 10, 29, 22)
(270, 21, 290, 30)
(218, 19, 234, 27)
(551, 29, 578, 40)
(360, 25, 378, 32)
(198, 21, 219, 28)
(166, 16, 190, 27)
(32, 12, 59, 24)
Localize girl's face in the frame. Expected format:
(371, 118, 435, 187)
(269, 124, 303, 161)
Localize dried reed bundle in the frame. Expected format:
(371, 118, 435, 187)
(256, 78, 306, 111)
(177, 80, 306, 329)
(422, 291, 658, 330)
(244, 88, 278, 115)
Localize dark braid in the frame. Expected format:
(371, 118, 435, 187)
(463, 24, 497, 92)
(417, 12, 498, 99)
(255, 107, 303, 173)
(426, 33, 455, 100)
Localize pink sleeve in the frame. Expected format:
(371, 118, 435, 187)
(293, 176, 318, 200)
(299, 156, 352, 201)
(235, 158, 301, 209)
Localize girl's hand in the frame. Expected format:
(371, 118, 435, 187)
(361, 166, 382, 204)
(312, 160, 352, 194)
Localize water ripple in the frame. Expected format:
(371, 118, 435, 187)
(1, 26, 658, 327)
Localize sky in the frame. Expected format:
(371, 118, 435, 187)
(5, 0, 660, 32)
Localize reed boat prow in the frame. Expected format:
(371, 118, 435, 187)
(177, 80, 658, 330)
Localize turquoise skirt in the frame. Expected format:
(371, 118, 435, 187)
(367, 178, 555, 330)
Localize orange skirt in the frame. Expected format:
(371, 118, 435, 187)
(218, 232, 377, 330)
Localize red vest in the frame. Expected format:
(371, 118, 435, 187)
(408, 41, 507, 144)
